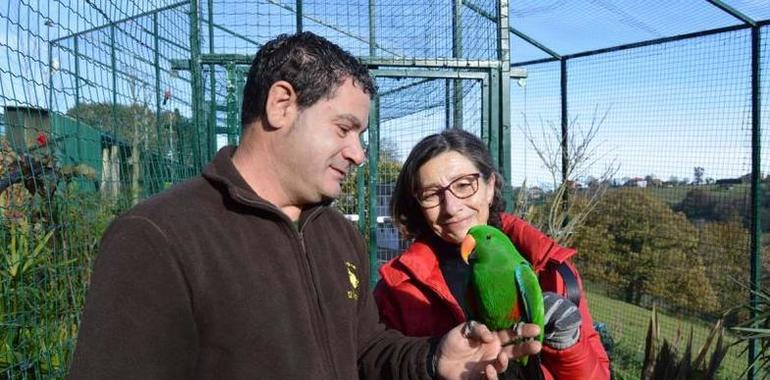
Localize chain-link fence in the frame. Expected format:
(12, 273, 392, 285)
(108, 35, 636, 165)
(1, 1, 769, 379)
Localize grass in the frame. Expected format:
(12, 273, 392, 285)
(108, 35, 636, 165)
(585, 285, 748, 380)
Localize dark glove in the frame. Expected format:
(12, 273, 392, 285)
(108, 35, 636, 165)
(543, 291, 581, 350)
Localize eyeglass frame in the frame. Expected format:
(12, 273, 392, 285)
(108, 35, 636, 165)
(413, 173, 482, 208)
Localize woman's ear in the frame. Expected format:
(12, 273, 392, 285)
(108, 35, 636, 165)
(264, 80, 297, 129)
(485, 173, 497, 205)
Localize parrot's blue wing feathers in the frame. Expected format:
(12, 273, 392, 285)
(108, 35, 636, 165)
(514, 263, 545, 342)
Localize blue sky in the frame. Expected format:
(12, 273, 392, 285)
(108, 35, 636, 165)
(2, 0, 770, 189)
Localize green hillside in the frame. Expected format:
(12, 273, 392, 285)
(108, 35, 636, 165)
(585, 286, 747, 379)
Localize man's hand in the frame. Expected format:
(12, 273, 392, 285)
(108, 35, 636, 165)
(434, 321, 541, 380)
(542, 292, 581, 350)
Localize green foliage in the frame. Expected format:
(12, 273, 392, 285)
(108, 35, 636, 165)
(673, 188, 742, 224)
(574, 188, 719, 315)
(672, 184, 770, 234)
(0, 187, 115, 378)
(336, 139, 402, 216)
(728, 278, 770, 379)
(699, 220, 750, 322)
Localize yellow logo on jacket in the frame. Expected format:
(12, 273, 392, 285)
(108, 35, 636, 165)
(345, 262, 359, 300)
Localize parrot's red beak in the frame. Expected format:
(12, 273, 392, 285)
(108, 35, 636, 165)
(460, 234, 476, 264)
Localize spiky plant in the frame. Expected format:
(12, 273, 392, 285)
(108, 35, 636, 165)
(641, 306, 730, 380)
(728, 279, 770, 378)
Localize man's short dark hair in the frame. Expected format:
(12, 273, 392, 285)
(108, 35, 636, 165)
(241, 32, 377, 128)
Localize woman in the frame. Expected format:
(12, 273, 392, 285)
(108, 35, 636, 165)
(374, 129, 610, 379)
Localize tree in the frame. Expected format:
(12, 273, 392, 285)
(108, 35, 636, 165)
(336, 137, 402, 216)
(516, 105, 618, 246)
(66, 102, 189, 151)
(573, 188, 719, 315)
(698, 219, 750, 321)
(693, 166, 705, 185)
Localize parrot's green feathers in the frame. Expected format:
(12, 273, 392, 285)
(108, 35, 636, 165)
(463, 225, 545, 344)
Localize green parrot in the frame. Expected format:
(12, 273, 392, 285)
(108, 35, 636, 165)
(460, 225, 545, 365)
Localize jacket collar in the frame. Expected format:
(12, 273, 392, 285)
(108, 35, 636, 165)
(202, 146, 328, 227)
(379, 213, 575, 299)
(380, 233, 467, 321)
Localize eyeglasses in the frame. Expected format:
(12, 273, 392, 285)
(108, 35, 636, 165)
(414, 173, 481, 208)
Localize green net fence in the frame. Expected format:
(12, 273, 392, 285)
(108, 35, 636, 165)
(508, 25, 770, 379)
(1, 1, 770, 379)
(0, 1, 202, 377)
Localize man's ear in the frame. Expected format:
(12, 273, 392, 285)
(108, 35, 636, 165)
(264, 80, 297, 130)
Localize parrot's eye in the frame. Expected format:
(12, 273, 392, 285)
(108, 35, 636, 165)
(485, 235, 491, 240)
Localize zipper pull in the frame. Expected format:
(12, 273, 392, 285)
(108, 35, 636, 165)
(298, 231, 306, 253)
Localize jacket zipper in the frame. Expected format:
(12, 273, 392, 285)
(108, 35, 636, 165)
(232, 192, 337, 378)
(296, 214, 339, 380)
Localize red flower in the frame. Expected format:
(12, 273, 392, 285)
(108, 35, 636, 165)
(36, 131, 48, 147)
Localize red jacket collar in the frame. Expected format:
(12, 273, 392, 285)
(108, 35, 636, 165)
(379, 213, 576, 287)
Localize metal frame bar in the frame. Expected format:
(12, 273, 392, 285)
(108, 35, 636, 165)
(371, 69, 487, 79)
(560, 58, 569, 213)
(51, 0, 190, 44)
(452, 0, 464, 129)
(296, 0, 303, 33)
(75, 35, 83, 160)
(748, 24, 763, 380)
(110, 25, 117, 138)
(707, 0, 757, 27)
(170, 55, 506, 70)
(513, 22, 770, 67)
(201, 19, 263, 48)
(207, 0, 217, 159)
(153, 14, 162, 160)
(497, 0, 512, 209)
(367, 96, 380, 289)
(360, 0, 377, 238)
(461, 0, 561, 60)
(189, 0, 204, 167)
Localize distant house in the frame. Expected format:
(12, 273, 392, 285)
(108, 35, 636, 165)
(528, 186, 545, 201)
(624, 177, 647, 188)
(715, 177, 743, 190)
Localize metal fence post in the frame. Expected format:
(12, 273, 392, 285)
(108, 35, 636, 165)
(748, 24, 763, 380)
(367, 97, 380, 288)
(498, 0, 512, 210)
(189, 0, 204, 168)
(452, 0, 463, 129)
(207, 0, 217, 158)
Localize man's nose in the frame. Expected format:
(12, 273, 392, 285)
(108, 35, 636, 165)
(343, 137, 366, 166)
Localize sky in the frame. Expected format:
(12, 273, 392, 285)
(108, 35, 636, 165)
(1, 0, 770, 190)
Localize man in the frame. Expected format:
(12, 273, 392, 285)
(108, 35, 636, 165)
(70, 32, 540, 379)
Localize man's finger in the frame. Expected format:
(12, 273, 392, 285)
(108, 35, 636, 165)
(493, 350, 509, 373)
(484, 364, 499, 380)
(503, 340, 542, 359)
